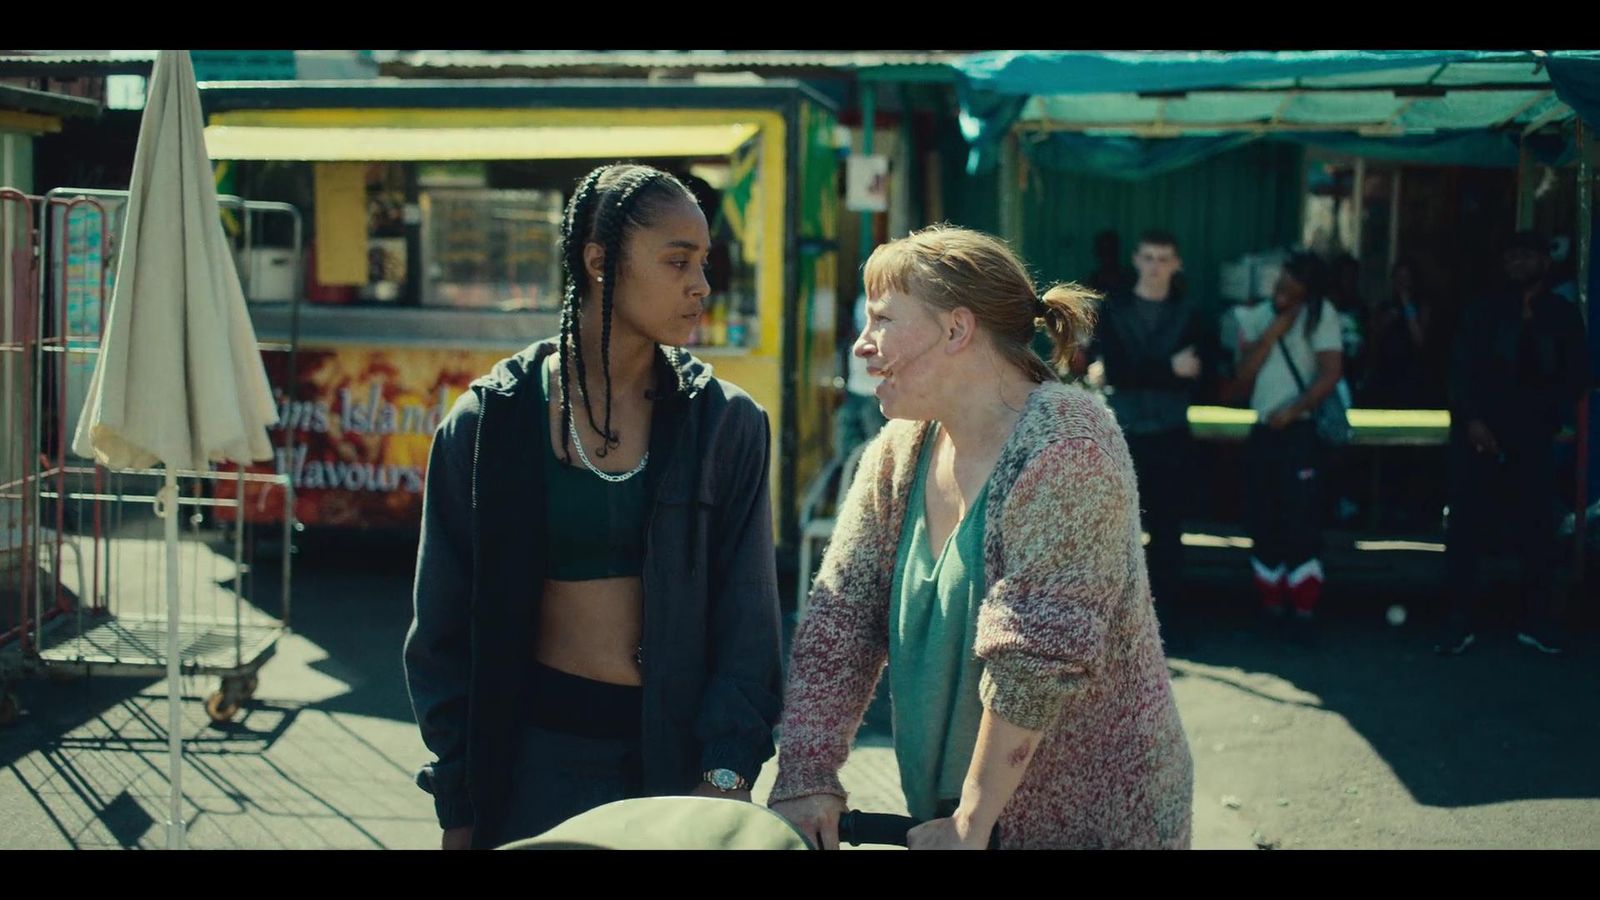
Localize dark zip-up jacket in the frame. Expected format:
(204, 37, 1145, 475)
(1090, 289, 1213, 436)
(403, 338, 782, 846)
(1450, 288, 1590, 443)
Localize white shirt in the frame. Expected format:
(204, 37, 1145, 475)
(1230, 299, 1342, 421)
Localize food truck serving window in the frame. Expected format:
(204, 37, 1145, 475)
(420, 189, 563, 312)
(212, 119, 768, 313)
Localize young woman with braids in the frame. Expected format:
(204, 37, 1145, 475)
(404, 164, 783, 849)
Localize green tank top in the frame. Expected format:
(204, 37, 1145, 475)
(539, 358, 649, 581)
(888, 423, 991, 822)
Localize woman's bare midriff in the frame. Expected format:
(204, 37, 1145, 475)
(535, 576, 645, 686)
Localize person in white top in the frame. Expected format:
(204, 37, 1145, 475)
(1225, 253, 1344, 641)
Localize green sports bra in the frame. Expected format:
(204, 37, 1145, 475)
(539, 359, 649, 581)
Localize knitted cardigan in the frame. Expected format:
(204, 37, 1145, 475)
(770, 382, 1194, 849)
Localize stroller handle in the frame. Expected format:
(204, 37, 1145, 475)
(836, 811, 1004, 849)
(838, 811, 917, 847)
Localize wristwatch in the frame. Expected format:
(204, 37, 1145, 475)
(701, 768, 750, 792)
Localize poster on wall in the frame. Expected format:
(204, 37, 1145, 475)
(846, 154, 889, 213)
(216, 345, 508, 529)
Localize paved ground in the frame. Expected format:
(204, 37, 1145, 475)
(3, 528, 1596, 849)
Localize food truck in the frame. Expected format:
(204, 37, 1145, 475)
(199, 79, 843, 552)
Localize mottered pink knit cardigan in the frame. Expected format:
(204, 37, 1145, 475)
(771, 382, 1194, 849)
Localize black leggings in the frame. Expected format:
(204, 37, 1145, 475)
(1444, 434, 1560, 633)
(1126, 428, 1191, 607)
(1245, 422, 1323, 570)
(485, 663, 645, 848)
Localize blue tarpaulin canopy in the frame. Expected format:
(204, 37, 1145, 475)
(944, 49, 1600, 565)
(952, 50, 1600, 176)
(1020, 129, 1576, 180)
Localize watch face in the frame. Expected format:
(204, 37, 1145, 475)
(713, 770, 738, 791)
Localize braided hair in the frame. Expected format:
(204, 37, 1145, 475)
(556, 164, 699, 462)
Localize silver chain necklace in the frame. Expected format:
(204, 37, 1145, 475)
(560, 363, 648, 483)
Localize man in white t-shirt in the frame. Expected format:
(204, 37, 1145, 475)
(1226, 254, 1344, 641)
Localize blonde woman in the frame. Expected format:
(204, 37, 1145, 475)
(769, 226, 1193, 850)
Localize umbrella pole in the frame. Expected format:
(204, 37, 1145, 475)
(162, 469, 185, 850)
